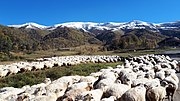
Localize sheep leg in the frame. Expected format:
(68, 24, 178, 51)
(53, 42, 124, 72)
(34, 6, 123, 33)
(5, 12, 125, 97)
(167, 95, 171, 101)
(171, 94, 174, 101)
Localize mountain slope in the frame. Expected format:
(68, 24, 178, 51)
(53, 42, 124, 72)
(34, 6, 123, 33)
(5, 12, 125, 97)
(8, 20, 180, 33)
(0, 25, 101, 52)
(107, 29, 167, 50)
(42, 27, 102, 49)
(9, 22, 49, 30)
(1, 20, 180, 53)
(158, 37, 180, 47)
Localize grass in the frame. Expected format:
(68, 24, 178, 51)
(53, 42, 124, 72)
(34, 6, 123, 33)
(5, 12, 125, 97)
(0, 49, 165, 65)
(0, 62, 122, 88)
(0, 47, 178, 88)
(1, 46, 179, 65)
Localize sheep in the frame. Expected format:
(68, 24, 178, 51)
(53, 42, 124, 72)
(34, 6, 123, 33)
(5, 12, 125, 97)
(44, 61, 54, 69)
(0, 87, 25, 100)
(59, 82, 93, 100)
(161, 62, 172, 69)
(45, 82, 68, 98)
(32, 62, 45, 70)
(166, 83, 177, 101)
(145, 69, 155, 79)
(111, 67, 123, 74)
(119, 70, 137, 84)
(23, 65, 33, 72)
(116, 64, 124, 69)
(52, 76, 81, 87)
(0, 54, 179, 101)
(24, 78, 51, 96)
(155, 70, 165, 80)
(68, 82, 93, 91)
(101, 96, 116, 101)
(102, 82, 131, 99)
(6, 65, 20, 75)
(118, 68, 133, 79)
(99, 68, 113, 73)
(120, 84, 147, 101)
(30, 93, 57, 101)
(162, 74, 179, 101)
(131, 78, 149, 87)
(16, 93, 34, 101)
(169, 60, 178, 69)
(146, 82, 168, 101)
(137, 72, 146, 79)
(60, 88, 90, 101)
(75, 89, 104, 101)
(0, 55, 122, 77)
(0, 68, 10, 77)
(90, 71, 103, 78)
(99, 71, 118, 80)
(93, 71, 119, 91)
(79, 76, 98, 84)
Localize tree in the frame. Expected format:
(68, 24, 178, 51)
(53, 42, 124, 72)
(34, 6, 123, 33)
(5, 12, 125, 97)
(0, 33, 12, 53)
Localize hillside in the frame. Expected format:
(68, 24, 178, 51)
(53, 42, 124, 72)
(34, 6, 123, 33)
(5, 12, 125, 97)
(158, 37, 180, 47)
(105, 29, 167, 50)
(0, 25, 102, 52)
(0, 20, 180, 54)
(41, 27, 102, 49)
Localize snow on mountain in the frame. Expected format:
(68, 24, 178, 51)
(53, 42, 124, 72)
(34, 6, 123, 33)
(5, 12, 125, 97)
(120, 20, 157, 29)
(157, 21, 180, 30)
(8, 20, 180, 31)
(54, 22, 112, 31)
(53, 20, 158, 32)
(8, 22, 49, 30)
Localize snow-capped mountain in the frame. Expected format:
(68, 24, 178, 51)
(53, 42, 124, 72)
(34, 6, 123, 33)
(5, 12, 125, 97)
(157, 21, 180, 30)
(119, 20, 157, 30)
(53, 22, 112, 32)
(8, 22, 49, 30)
(8, 20, 180, 32)
(53, 20, 158, 31)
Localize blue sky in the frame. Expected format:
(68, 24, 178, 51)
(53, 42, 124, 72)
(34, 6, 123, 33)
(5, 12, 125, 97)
(0, 0, 180, 25)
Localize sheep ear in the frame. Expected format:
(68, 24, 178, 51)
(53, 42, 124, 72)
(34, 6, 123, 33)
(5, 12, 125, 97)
(168, 83, 174, 88)
(115, 79, 121, 84)
(161, 81, 168, 87)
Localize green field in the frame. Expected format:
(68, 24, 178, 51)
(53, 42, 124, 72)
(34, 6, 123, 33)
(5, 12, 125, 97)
(0, 47, 179, 88)
(0, 62, 122, 88)
(0, 48, 164, 65)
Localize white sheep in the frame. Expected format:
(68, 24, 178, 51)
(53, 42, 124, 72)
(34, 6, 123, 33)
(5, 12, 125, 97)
(6, 65, 20, 75)
(120, 84, 146, 101)
(162, 74, 179, 101)
(0, 87, 25, 100)
(0, 68, 10, 77)
(60, 88, 89, 101)
(45, 82, 68, 98)
(76, 89, 104, 101)
(30, 93, 57, 101)
(146, 82, 167, 101)
(103, 82, 131, 99)
(79, 76, 98, 84)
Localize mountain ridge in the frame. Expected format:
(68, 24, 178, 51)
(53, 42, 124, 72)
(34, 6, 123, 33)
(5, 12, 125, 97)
(8, 20, 180, 32)
(0, 20, 179, 53)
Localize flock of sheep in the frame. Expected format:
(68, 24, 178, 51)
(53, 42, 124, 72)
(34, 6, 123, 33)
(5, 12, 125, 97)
(0, 54, 179, 101)
(0, 55, 121, 78)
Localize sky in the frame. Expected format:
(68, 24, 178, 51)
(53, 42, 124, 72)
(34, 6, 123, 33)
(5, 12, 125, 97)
(0, 0, 180, 26)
